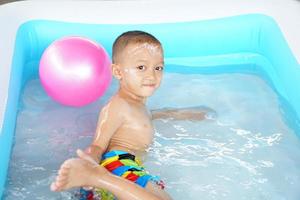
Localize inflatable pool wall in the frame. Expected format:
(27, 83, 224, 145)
(0, 14, 299, 198)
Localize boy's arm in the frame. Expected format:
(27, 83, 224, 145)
(86, 99, 127, 162)
(151, 106, 215, 121)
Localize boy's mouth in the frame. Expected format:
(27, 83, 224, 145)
(142, 83, 156, 88)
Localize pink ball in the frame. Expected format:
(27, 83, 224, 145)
(39, 36, 112, 107)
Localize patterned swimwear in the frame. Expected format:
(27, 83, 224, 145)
(78, 150, 165, 200)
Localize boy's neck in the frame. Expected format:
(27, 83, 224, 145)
(118, 87, 147, 105)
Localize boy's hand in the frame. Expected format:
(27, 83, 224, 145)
(84, 145, 104, 163)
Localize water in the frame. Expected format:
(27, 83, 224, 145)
(3, 72, 300, 200)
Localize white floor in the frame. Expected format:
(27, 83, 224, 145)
(0, 0, 300, 131)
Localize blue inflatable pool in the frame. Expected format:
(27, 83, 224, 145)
(0, 14, 299, 198)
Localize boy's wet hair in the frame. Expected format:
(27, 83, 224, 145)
(112, 30, 162, 63)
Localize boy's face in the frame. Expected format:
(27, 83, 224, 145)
(113, 42, 164, 98)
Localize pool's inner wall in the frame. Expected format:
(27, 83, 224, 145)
(1, 14, 299, 198)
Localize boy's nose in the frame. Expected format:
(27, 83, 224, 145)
(144, 68, 156, 80)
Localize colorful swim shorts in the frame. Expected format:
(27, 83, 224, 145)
(78, 150, 165, 200)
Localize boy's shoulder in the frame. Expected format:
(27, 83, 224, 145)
(105, 94, 131, 113)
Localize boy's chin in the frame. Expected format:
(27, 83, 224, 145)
(139, 90, 156, 97)
(139, 93, 154, 98)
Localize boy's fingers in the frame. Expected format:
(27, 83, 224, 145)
(50, 182, 58, 191)
(87, 147, 92, 153)
(83, 146, 91, 154)
(76, 149, 85, 158)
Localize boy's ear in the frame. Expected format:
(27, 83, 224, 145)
(112, 64, 122, 80)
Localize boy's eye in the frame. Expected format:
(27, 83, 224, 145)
(137, 65, 146, 70)
(155, 66, 164, 71)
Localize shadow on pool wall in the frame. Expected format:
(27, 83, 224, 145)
(0, 13, 300, 198)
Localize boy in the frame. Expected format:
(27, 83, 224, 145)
(51, 31, 210, 199)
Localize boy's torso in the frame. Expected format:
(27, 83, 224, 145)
(106, 95, 154, 158)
